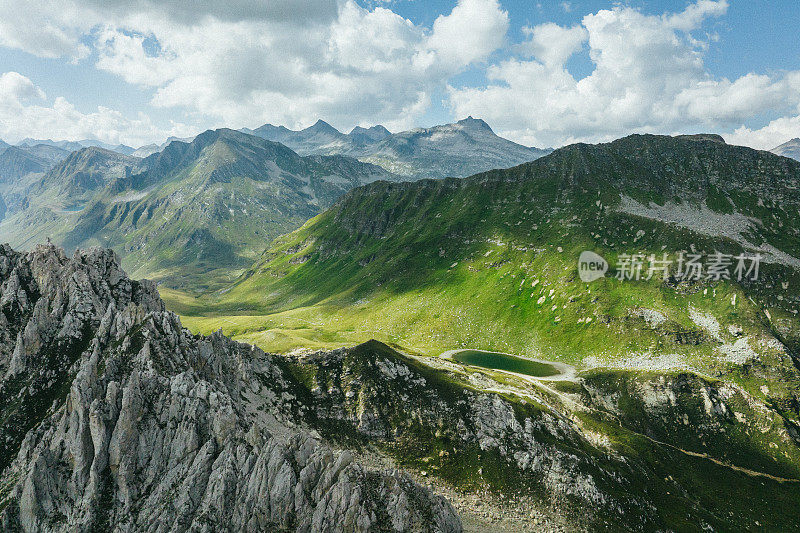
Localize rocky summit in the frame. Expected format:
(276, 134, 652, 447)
(0, 243, 460, 532)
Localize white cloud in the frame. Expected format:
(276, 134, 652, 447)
(518, 23, 587, 67)
(666, 0, 728, 31)
(0, 72, 46, 102)
(83, 0, 339, 25)
(726, 116, 800, 151)
(427, 0, 509, 67)
(0, 72, 194, 146)
(3, 0, 799, 150)
(91, 0, 508, 132)
(0, 1, 91, 59)
(448, 0, 800, 149)
(329, 3, 422, 73)
(0, 0, 338, 62)
(1, 0, 509, 140)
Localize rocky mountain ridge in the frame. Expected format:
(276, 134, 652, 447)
(772, 137, 800, 161)
(246, 117, 551, 179)
(0, 243, 461, 532)
(0, 129, 398, 291)
(31, 147, 143, 209)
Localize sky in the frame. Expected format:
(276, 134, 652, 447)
(1, 0, 799, 150)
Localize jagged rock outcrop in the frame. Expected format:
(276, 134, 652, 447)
(0, 244, 461, 532)
(285, 342, 608, 506)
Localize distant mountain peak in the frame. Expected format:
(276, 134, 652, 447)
(348, 125, 391, 144)
(771, 137, 800, 161)
(455, 116, 493, 133)
(184, 127, 245, 148)
(306, 119, 342, 135)
(350, 125, 391, 135)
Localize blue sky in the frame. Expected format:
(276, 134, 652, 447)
(1, 0, 799, 149)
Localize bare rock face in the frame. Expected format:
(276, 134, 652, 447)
(0, 243, 461, 532)
(288, 343, 608, 507)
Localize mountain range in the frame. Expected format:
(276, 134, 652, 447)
(171, 133, 800, 529)
(0, 129, 396, 291)
(3, 132, 800, 530)
(2, 116, 551, 183)
(0, 118, 552, 291)
(16, 137, 137, 155)
(245, 117, 551, 179)
(2, 124, 800, 530)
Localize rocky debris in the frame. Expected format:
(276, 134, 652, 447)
(631, 307, 667, 327)
(287, 343, 626, 517)
(579, 370, 800, 475)
(0, 244, 461, 532)
(688, 306, 723, 340)
(718, 336, 759, 364)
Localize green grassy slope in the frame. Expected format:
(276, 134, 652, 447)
(0, 129, 396, 291)
(175, 134, 800, 410)
(171, 134, 800, 528)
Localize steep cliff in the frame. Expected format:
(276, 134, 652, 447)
(0, 244, 460, 532)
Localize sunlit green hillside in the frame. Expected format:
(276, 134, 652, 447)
(170, 134, 800, 413)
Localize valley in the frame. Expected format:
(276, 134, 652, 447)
(148, 133, 800, 530)
(4, 1, 800, 531)
(2, 130, 799, 531)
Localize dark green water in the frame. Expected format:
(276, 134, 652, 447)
(452, 350, 560, 377)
